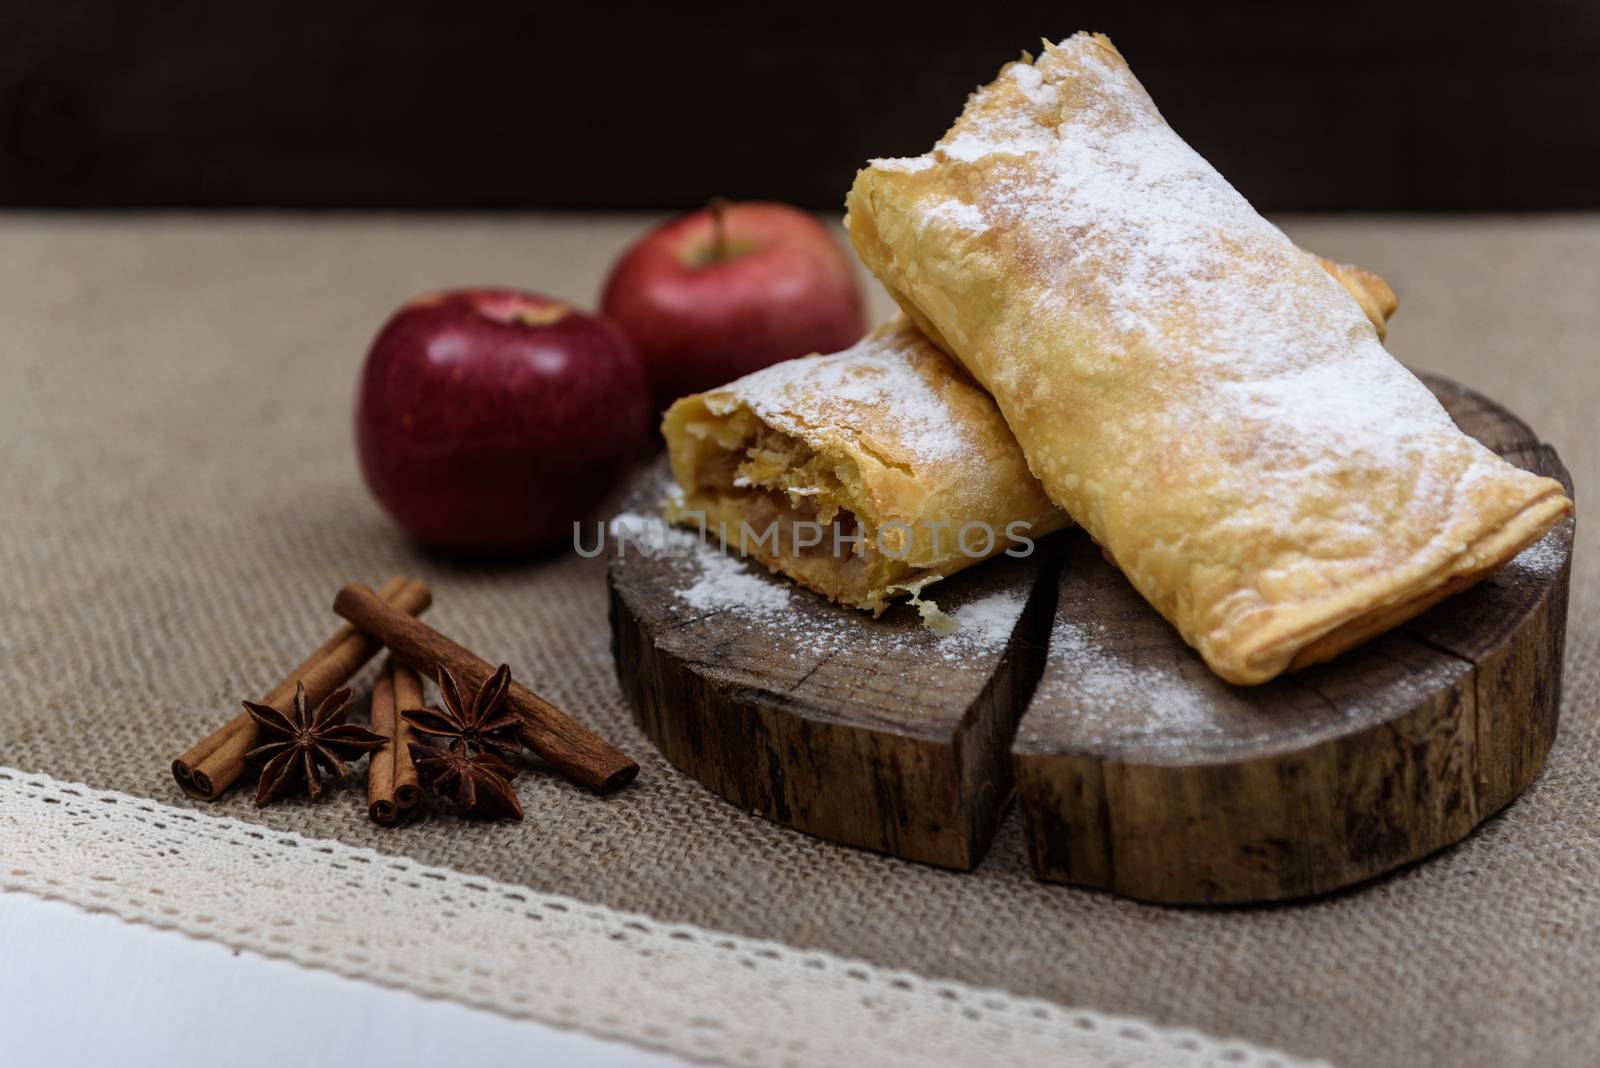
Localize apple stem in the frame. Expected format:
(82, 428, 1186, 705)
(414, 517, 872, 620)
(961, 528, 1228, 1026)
(708, 196, 729, 263)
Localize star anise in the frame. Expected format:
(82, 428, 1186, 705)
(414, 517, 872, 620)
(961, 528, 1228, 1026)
(401, 663, 522, 760)
(408, 742, 524, 820)
(243, 683, 386, 805)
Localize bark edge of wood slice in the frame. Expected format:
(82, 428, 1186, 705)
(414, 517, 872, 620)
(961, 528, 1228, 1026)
(1013, 374, 1575, 904)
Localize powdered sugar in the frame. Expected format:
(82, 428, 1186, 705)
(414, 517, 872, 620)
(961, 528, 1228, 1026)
(868, 155, 934, 174)
(677, 549, 794, 615)
(925, 198, 989, 233)
(1009, 60, 1061, 107)
(609, 510, 699, 554)
(1033, 618, 1217, 740)
(940, 65, 1059, 163)
(612, 510, 797, 617)
(943, 591, 1025, 653)
(609, 506, 1025, 658)
(942, 125, 1053, 163)
(714, 324, 974, 466)
(1506, 528, 1569, 578)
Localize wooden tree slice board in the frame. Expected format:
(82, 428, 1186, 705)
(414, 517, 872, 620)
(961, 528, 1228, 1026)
(1013, 374, 1574, 903)
(610, 375, 1572, 899)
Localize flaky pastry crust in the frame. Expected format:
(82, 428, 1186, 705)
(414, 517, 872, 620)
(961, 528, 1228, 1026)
(845, 32, 1570, 683)
(662, 318, 1066, 613)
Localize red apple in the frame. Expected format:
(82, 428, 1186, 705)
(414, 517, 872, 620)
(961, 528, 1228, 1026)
(356, 288, 650, 554)
(600, 200, 867, 409)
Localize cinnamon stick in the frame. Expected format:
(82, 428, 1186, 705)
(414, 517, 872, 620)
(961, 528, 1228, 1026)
(366, 658, 424, 825)
(173, 576, 432, 800)
(333, 581, 638, 792)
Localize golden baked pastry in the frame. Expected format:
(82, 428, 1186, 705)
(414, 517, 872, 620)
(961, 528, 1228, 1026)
(845, 32, 1571, 684)
(1317, 257, 1398, 341)
(662, 317, 1067, 615)
(662, 246, 1394, 619)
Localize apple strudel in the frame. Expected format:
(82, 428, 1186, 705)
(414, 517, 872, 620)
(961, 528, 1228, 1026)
(844, 32, 1571, 683)
(662, 316, 1065, 614)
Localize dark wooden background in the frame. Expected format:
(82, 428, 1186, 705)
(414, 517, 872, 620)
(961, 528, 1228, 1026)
(3, 1, 1596, 212)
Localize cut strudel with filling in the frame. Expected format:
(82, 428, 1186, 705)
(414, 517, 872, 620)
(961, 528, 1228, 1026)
(662, 316, 1066, 615)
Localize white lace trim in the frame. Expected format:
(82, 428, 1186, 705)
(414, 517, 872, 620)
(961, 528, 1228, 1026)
(0, 768, 1325, 1068)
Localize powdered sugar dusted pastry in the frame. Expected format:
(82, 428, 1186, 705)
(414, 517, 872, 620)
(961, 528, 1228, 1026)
(662, 317, 1067, 614)
(845, 32, 1571, 683)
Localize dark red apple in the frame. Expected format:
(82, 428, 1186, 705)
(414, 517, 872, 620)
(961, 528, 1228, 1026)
(356, 288, 651, 554)
(600, 200, 867, 409)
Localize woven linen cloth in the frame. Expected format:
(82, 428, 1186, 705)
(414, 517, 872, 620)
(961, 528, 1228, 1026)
(1, 769, 1317, 1068)
(0, 214, 1595, 1067)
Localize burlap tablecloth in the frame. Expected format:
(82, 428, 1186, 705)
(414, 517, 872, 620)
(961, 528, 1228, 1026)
(1, 213, 1594, 1067)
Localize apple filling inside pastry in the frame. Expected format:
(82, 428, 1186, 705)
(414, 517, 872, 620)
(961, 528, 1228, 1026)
(660, 318, 1069, 616)
(665, 410, 918, 613)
